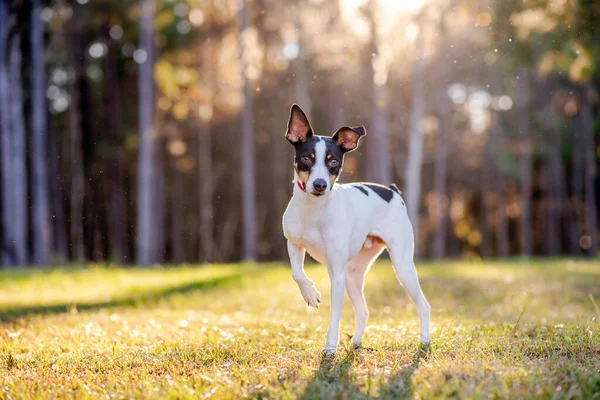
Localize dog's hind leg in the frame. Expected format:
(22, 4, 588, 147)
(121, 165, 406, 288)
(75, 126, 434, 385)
(346, 243, 385, 346)
(385, 230, 431, 344)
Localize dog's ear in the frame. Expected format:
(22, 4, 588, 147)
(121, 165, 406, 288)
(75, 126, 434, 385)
(332, 125, 366, 152)
(286, 104, 313, 144)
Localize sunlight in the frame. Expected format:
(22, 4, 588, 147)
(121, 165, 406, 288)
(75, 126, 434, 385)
(341, 0, 427, 39)
(342, 0, 426, 13)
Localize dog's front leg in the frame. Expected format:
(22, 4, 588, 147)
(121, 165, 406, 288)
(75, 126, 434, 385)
(324, 261, 346, 355)
(287, 241, 321, 308)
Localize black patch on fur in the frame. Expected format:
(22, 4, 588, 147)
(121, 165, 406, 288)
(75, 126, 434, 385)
(353, 185, 369, 196)
(352, 183, 397, 202)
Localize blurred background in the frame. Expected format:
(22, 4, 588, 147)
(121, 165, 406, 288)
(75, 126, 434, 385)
(0, 0, 598, 267)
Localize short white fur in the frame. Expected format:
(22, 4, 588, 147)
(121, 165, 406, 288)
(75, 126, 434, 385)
(306, 141, 329, 193)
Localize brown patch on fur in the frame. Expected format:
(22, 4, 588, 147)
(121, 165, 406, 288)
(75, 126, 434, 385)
(328, 174, 337, 187)
(297, 170, 309, 187)
(362, 235, 386, 250)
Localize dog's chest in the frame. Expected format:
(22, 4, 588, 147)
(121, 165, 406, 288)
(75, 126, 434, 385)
(283, 204, 334, 263)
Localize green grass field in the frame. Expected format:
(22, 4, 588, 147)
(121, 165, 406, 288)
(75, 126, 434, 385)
(1, 259, 599, 399)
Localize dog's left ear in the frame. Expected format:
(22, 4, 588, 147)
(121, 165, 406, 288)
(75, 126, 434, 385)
(332, 126, 366, 152)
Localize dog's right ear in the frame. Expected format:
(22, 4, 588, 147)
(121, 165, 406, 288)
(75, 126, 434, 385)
(286, 104, 313, 144)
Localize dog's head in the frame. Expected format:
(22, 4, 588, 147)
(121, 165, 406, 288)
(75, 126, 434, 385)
(286, 104, 365, 197)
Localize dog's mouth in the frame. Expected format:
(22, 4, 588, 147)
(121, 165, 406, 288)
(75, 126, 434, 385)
(310, 191, 325, 197)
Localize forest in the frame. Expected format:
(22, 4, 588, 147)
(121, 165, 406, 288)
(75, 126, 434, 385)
(0, 0, 598, 266)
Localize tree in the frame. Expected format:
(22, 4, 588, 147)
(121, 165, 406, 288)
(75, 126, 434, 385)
(239, 0, 257, 261)
(9, 33, 28, 266)
(31, 0, 52, 265)
(517, 67, 533, 256)
(136, 0, 156, 265)
(0, 0, 15, 265)
(404, 20, 425, 248)
(364, 0, 390, 184)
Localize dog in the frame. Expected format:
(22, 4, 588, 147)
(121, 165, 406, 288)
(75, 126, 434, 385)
(282, 104, 431, 355)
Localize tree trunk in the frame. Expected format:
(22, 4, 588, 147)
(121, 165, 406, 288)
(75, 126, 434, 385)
(570, 116, 585, 254)
(518, 67, 533, 256)
(136, 0, 156, 266)
(68, 4, 85, 261)
(198, 117, 214, 262)
(198, 39, 215, 263)
(491, 114, 510, 257)
(365, 1, 390, 184)
(31, 0, 52, 265)
(239, 0, 257, 261)
(0, 1, 16, 266)
(9, 34, 28, 266)
(49, 128, 67, 261)
(494, 174, 510, 257)
(104, 17, 127, 263)
(543, 153, 560, 255)
(432, 97, 449, 259)
(480, 134, 493, 259)
(404, 27, 425, 250)
(581, 82, 598, 256)
(170, 149, 184, 264)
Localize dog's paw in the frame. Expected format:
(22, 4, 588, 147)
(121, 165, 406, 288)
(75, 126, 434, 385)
(350, 336, 362, 348)
(322, 346, 337, 356)
(299, 282, 321, 308)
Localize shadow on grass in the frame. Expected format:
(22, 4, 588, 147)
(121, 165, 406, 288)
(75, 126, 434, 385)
(0, 272, 242, 323)
(297, 344, 430, 399)
(377, 343, 431, 399)
(299, 350, 359, 400)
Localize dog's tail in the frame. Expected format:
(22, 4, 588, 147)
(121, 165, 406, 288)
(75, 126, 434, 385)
(388, 183, 402, 195)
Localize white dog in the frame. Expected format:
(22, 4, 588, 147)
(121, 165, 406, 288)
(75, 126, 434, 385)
(282, 104, 430, 355)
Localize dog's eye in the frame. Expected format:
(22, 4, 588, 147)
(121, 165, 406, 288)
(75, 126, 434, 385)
(301, 156, 312, 164)
(329, 159, 339, 167)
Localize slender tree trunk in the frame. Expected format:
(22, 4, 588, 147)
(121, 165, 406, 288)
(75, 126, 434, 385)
(49, 129, 67, 261)
(31, 0, 52, 264)
(582, 82, 598, 256)
(570, 116, 585, 254)
(490, 114, 510, 257)
(239, 0, 257, 261)
(198, 39, 216, 263)
(9, 35, 28, 266)
(153, 136, 166, 263)
(405, 28, 425, 249)
(104, 17, 126, 263)
(546, 125, 571, 254)
(198, 117, 214, 262)
(480, 134, 493, 258)
(292, 34, 311, 116)
(543, 153, 560, 255)
(518, 67, 533, 256)
(494, 175, 510, 257)
(365, 1, 390, 184)
(69, 4, 85, 261)
(432, 98, 449, 259)
(136, 0, 156, 265)
(169, 143, 184, 263)
(0, 1, 16, 266)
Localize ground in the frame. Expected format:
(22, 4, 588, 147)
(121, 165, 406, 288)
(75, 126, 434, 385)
(1, 259, 599, 399)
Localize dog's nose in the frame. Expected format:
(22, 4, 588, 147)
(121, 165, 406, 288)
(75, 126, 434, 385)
(313, 179, 327, 192)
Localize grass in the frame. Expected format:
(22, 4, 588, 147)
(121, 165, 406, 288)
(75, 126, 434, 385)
(1, 259, 599, 399)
